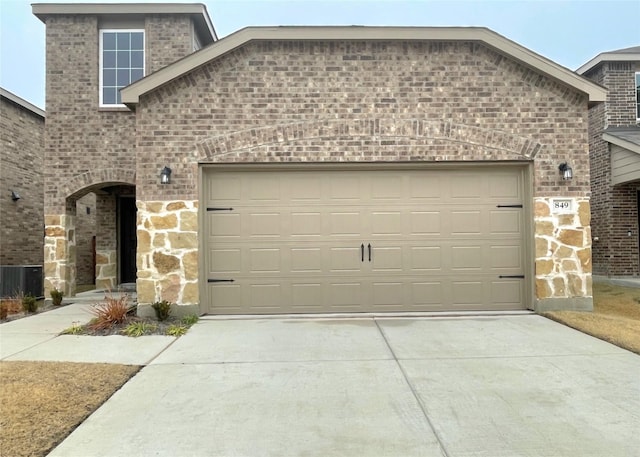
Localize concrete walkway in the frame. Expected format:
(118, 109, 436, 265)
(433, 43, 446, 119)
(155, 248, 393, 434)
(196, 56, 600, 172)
(3, 310, 637, 456)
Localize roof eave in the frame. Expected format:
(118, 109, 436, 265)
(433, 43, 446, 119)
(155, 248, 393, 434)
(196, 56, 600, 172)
(121, 26, 607, 105)
(33, 3, 217, 41)
(0, 88, 45, 117)
(577, 52, 640, 75)
(604, 133, 640, 155)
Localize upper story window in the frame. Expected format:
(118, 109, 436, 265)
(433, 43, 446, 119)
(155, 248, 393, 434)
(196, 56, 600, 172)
(100, 30, 144, 106)
(636, 72, 640, 120)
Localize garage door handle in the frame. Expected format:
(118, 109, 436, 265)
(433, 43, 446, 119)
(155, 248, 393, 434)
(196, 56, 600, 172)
(361, 243, 364, 262)
(368, 243, 372, 262)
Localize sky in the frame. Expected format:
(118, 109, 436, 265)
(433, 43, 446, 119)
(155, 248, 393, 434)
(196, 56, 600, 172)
(0, 0, 638, 110)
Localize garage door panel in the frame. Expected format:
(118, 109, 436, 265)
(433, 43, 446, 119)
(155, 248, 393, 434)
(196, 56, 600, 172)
(410, 246, 442, 271)
(204, 168, 527, 314)
(291, 212, 322, 236)
(451, 211, 482, 235)
(410, 175, 442, 199)
(451, 175, 483, 199)
(290, 248, 323, 272)
(209, 249, 241, 274)
(249, 177, 281, 201)
(490, 245, 523, 269)
(451, 281, 485, 305)
(209, 214, 240, 239)
(490, 173, 522, 199)
(370, 211, 403, 236)
(372, 282, 404, 307)
(490, 210, 521, 234)
(291, 283, 324, 309)
(250, 248, 281, 273)
(330, 212, 362, 236)
(249, 213, 281, 237)
(371, 175, 404, 200)
(410, 211, 442, 235)
(330, 247, 362, 272)
(371, 246, 403, 272)
(411, 282, 446, 306)
(451, 246, 483, 270)
(491, 280, 523, 305)
(290, 177, 322, 201)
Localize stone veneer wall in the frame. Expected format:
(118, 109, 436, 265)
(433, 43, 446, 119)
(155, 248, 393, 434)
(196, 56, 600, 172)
(44, 214, 75, 296)
(136, 200, 199, 315)
(534, 198, 592, 311)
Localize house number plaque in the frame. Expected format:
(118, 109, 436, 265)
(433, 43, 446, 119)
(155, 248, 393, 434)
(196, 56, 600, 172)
(551, 198, 572, 213)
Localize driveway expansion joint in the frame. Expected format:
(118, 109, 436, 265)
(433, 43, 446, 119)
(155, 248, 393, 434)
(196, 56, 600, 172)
(374, 319, 452, 457)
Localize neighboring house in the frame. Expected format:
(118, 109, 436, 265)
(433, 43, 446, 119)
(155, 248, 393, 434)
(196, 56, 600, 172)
(0, 89, 45, 267)
(33, 3, 606, 316)
(1, 88, 98, 290)
(578, 46, 640, 277)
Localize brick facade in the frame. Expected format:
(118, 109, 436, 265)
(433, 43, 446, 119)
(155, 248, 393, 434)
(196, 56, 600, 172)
(583, 60, 640, 276)
(39, 10, 205, 295)
(0, 94, 44, 266)
(133, 39, 593, 311)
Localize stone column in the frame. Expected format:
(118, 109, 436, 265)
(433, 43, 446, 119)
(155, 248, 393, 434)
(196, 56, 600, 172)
(534, 198, 593, 311)
(136, 200, 199, 316)
(44, 205, 76, 297)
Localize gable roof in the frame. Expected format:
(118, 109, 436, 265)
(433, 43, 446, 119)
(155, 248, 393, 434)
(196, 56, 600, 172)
(121, 26, 607, 107)
(577, 45, 640, 75)
(0, 88, 45, 118)
(32, 3, 217, 42)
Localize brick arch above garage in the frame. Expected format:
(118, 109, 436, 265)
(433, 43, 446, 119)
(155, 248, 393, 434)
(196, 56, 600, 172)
(195, 118, 545, 163)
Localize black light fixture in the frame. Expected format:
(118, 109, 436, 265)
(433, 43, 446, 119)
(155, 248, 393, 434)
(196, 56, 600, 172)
(10, 190, 21, 201)
(558, 162, 573, 181)
(160, 166, 172, 185)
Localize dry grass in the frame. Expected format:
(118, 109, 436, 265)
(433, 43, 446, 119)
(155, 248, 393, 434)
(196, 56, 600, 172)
(0, 361, 139, 457)
(544, 282, 640, 354)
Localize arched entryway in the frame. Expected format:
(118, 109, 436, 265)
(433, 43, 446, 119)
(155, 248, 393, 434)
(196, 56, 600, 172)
(44, 168, 136, 297)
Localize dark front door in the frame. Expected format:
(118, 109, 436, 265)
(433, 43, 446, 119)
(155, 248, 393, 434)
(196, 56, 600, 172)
(119, 197, 137, 284)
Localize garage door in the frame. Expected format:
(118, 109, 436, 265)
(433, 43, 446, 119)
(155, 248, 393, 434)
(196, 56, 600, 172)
(203, 167, 528, 314)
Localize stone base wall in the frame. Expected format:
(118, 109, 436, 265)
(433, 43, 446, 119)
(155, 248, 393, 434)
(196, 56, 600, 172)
(136, 200, 199, 308)
(534, 198, 593, 311)
(95, 249, 117, 290)
(44, 214, 76, 297)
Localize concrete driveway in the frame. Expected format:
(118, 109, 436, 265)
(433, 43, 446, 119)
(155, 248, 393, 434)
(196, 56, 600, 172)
(48, 315, 639, 457)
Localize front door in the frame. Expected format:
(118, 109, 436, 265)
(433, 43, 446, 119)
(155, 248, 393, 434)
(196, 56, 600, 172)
(119, 197, 137, 284)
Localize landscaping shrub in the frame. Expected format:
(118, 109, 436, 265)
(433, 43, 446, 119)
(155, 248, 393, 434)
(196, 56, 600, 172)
(122, 321, 157, 337)
(22, 294, 38, 313)
(181, 314, 199, 326)
(50, 288, 64, 306)
(151, 300, 172, 321)
(89, 293, 134, 330)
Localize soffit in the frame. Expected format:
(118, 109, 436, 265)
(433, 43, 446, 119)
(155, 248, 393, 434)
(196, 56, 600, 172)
(120, 26, 607, 107)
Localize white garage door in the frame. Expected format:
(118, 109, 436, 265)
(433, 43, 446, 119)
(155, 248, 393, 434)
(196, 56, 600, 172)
(203, 167, 528, 314)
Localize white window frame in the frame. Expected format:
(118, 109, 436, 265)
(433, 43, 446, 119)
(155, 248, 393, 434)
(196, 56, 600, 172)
(99, 29, 145, 107)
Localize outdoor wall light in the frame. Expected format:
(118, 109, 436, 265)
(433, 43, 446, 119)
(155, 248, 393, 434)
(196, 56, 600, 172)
(558, 162, 573, 181)
(160, 166, 172, 185)
(10, 190, 21, 201)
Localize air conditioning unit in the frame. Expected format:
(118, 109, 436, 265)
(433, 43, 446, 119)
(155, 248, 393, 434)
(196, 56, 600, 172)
(0, 265, 44, 299)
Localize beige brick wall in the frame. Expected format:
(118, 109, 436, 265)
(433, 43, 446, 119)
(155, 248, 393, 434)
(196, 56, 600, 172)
(0, 96, 44, 266)
(136, 40, 589, 199)
(41, 12, 201, 295)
